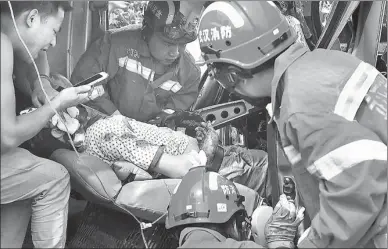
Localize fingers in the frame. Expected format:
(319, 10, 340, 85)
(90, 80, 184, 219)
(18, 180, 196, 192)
(273, 194, 287, 212)
(273, 194, 296, 218)
(288, 200, 296, 220)
(113, 161, 153, 181)
(131, 166, 153, 181)
(77, 92, 92, 103)
(74, 85, 92, 93)
(32, 96, 43, 107)
(294, 206, 305, 224)
(67, 106, 79, 118)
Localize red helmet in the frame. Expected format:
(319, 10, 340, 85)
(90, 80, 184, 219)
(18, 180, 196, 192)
(165, 166, 246, 229)
(198, 1, 297, 69)
(143, 1, 205, 45)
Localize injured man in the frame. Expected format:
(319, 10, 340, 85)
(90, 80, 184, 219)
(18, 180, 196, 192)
(21, 76, 272, 202)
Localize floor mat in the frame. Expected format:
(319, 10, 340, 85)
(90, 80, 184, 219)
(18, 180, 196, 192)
(67, 202, 179, 248)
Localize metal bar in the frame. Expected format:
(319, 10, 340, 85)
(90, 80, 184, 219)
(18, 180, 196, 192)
(352, 1, 386, 66)
(196, 99, 259, 129)
(66, 1, 74, 79)
(315, 1, 360, 50)
(326, 1, 359, 50)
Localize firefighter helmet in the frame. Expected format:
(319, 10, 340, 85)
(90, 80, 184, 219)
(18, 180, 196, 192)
(143, 1, 205, 45)
(165, 166, 246, 229)
(198, 1, 297, 69)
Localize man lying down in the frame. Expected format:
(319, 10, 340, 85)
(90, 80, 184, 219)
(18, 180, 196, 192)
(22, 74, 272, 202)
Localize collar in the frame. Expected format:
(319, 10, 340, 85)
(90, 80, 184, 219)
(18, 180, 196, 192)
(268, 43, 309, 124)
(179, 227, 226, 245)
(136, 35, 152, 58)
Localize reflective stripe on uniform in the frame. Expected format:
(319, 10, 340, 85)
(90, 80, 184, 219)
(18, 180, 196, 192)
(160, 80, 183, 93)
(118, 56, 155, 81)
(283, 145, 302, 165)
(163, 109, 175, 114)
(118, 57, 182, 93)
(165, 1, 175, 25)
(334, 62, 380, 121)
(307, 139, 387, 181)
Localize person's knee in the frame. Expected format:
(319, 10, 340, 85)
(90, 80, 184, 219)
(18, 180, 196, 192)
(41, 159, 70, 187)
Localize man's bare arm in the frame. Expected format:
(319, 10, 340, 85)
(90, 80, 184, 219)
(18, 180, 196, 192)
(13, 50, 56, 107)
(30, 51, 59, 107)
(1, 34, 91, 153)
(1, 34, 58, 153)
(29, 51, 55, 92)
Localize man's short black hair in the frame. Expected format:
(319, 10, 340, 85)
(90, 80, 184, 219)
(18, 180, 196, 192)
(1, 1, 72, 18)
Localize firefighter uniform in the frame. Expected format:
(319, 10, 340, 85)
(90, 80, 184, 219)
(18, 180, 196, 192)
(178, 227, 262, 248)
(71, 28, 201, 122)
(270, 42, 387, 248)
(197, 1, 387, 246)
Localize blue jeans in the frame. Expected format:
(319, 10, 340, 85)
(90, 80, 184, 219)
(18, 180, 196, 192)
(219, 146, 272, 201)
(1, 148, 70, 248)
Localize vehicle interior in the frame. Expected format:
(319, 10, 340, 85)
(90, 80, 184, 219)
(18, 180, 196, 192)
(1, 1, 386, 248)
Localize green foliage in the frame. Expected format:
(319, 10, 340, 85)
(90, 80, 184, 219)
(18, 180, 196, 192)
(108, 1, 148, 30)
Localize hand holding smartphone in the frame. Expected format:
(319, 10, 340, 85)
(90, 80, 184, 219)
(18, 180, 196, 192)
(73, 72, 109, 87)
(73, 72, 109, 101)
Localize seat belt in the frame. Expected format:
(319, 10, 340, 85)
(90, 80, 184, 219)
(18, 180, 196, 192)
(266, 113, 280, 207)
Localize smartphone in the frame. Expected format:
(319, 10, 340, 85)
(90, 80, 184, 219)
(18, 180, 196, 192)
(74, 72, 109, 87)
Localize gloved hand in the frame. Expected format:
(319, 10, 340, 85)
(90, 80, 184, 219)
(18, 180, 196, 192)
(265, 194, 305, 249)
(195, 122, 219, 161)
(147, 111, 173, 127)
(148, 110, 205, 137)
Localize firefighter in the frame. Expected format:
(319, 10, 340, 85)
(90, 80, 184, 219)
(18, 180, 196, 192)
(71, 1, 203, 123)
(198, 1, 387, 248)
(165, 166, 305, 248)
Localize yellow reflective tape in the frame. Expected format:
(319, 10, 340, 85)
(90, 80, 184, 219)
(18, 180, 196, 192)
(308, 139, 387, 180)
(171, 82, 182, 93)
(160, 80, 182, 93)
(283, 145, 302, 165)
(165, 1, 175, 25)
(163, 109, 175, 114)
(208, 171, 219, 190)
(334, 62, 379, 121)
(118, 57, 155, 81)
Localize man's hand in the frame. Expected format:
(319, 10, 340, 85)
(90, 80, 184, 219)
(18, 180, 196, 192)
(51, 85, 92, 112)
(31, 77, 59, 107)
(112, 161, 153, 181)
(265, 194, 305, 249)
(174, 150, 207, 178)
(148, 110, 205, 137)
(184, 136, 200, 153)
